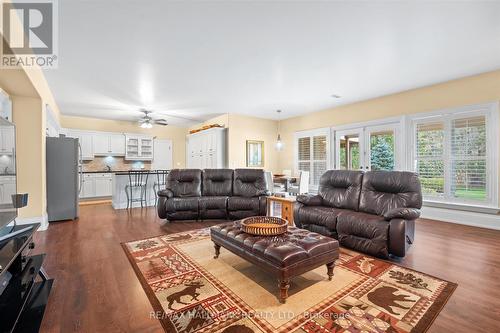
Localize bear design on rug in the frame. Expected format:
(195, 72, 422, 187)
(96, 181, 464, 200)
(167, 281, 204, 310)
(367, 286, 415, 315)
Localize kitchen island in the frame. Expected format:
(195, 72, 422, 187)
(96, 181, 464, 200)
(111, 171, 162, 209)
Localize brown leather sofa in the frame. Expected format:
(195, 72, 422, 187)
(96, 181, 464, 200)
(157, 169, 269, 221)
(294, 170, 422, 258)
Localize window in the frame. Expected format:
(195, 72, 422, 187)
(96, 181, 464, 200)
(415, 122, 445, 196)
(411, 104, 498, 206)
(295, 128, 330, 190)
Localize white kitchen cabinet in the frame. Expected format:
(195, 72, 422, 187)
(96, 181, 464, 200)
(93, 132, 125, 156)
(92, 133, 110, 155)
(80, 173, 113, 198)
(125, 135, 154, 160)
(79, 134, 94, 160)
(80, 174, 94, 198)
(109, 134, 126, 155)
(187, 128, 226, 169)
(0, 176, 16, 204)
(94, 174, 113, 197)
(66, 130, 94, 160)
(66, 129, 126, 158)
(0, 126, 15, 154)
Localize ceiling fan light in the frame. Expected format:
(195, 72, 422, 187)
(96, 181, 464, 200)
(140, 121, 152, 129)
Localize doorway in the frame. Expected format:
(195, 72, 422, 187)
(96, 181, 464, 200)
(152, 139, 173, 170)
(334, 123, 401, 171)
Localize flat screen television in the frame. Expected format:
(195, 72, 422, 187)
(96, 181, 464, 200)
(0, 117, 16, 232)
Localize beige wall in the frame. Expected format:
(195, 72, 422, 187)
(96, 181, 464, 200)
(278, 70, 500, 174)
(61, 115, 189, 168)
(191, 113, 280, 172)
(226, 114, 279, 172)
(190, 114, 229, 130)
(0, 67, 47, 220)
(12, 96, 46, 218)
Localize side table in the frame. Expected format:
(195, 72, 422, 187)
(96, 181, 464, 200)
(266, 196, 296, 225)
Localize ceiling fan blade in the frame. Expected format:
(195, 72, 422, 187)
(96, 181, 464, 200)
(154, 119, 168, 126)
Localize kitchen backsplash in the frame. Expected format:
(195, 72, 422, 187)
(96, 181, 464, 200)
(82, 156, 151, 172)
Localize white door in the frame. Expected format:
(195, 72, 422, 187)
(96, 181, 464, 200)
(335, 128, 365, 170)
(334, 123, 401, 171)
(364, 124, 401, 171)
(152, 139, 173, 170)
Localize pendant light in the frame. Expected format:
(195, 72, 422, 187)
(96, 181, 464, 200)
(275, 110, 283, 151)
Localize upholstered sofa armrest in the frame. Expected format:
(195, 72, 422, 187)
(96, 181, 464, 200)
(384, 207, 421, 221)
(257, 190, 271, 196)
(157, 189, 174, 198)
(296, 194, 322, 206)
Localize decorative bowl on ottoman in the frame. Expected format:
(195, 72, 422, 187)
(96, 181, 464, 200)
(240, 216, 288, 236)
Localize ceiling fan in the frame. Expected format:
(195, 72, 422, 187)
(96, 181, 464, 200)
(138, 109, 168, 128)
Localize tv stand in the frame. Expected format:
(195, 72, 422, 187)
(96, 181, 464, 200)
(0, 225, 33, 243)
(0, 223, 53, 333)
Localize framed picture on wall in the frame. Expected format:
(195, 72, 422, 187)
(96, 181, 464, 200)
(246, 140, 264, 167)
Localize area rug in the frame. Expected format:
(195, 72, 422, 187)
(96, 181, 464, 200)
(122, 228, 456, 333)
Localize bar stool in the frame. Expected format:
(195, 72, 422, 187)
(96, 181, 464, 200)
(125, 170, 149, 208)
(153, 170, 169, 205)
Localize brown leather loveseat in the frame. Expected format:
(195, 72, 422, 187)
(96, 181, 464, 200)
(294, 170, 422, 258)
(157, 168, 269, 221)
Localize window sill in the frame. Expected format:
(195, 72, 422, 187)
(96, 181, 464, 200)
(423, 200, 500, 215)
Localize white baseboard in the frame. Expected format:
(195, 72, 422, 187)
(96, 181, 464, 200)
(16, 213, 49, 231)
(421, 206, 500, 230)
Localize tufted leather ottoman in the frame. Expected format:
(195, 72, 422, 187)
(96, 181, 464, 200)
(210, 221, 339, 303)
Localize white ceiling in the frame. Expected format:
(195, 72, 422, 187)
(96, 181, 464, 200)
(44, 0, 500, 126)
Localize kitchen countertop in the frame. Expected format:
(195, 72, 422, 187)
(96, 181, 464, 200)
(82, 171, 115, 174)
(114, 170, 164, 175)
(83, 170, 165, 175)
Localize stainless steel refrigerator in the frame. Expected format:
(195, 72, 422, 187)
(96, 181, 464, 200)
(46, 136, 82, 221)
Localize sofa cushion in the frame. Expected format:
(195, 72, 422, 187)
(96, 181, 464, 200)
(318, 170, 363, 211)
(202, 169, 233, 196)
(199, 196, 228, 219)
(227, 196, 259, 211)
(359, 171, 422, 216)
(166, 169, 202, 197)
(165, 197, 199, 212)
(384, 207, 421, 221)
(294, 206, 344, 232)
(227, 196, 260, 219)
(233, 169, 268, 197)
(336, 211, 389, 258)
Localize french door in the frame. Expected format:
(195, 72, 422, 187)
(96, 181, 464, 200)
(334, 123, 401, 171)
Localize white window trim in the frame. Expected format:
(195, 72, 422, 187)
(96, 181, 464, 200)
(407, 102, 499, 208)
(331, 116, 406, 170)
(294, 127, 331, 191)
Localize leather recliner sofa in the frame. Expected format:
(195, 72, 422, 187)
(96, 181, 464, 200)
(294, 170, 422, 258)
(157, 169, 269, 221)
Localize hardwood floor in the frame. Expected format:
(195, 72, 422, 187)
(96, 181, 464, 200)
(33, 204, 500, 332)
